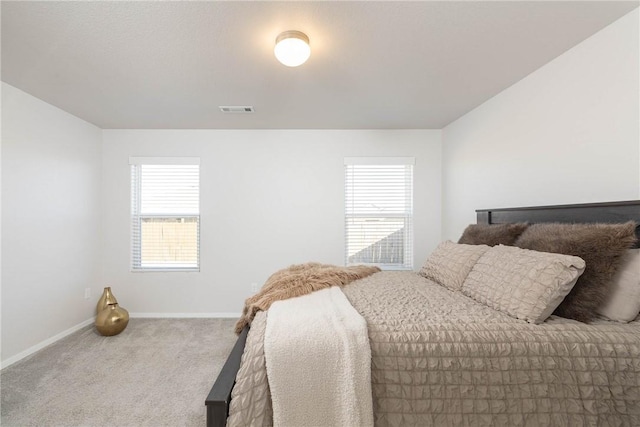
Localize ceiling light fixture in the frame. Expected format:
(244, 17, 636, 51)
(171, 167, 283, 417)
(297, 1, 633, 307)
(274, 30, 310, 67)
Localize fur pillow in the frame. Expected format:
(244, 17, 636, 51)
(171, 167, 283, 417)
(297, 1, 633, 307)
(515, 222, 638, 322)
(462, 245, 585, 324)
(419, 241, 490, 291)
(458, 223, 529, 246)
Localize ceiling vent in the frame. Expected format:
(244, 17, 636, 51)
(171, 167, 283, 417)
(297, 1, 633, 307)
(219, 106, 254, 113)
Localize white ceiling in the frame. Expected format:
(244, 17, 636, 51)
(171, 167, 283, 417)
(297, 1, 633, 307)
(2, 1, 638, 129)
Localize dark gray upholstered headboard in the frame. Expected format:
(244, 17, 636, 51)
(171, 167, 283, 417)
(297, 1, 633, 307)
(476, 200, 640, 249)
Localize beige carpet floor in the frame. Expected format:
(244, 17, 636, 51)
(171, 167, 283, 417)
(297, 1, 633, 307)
(1, 318, 238, 427)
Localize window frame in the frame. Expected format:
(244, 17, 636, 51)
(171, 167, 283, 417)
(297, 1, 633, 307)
(344, 157, 415, 271)
(129, 157, 201, 273)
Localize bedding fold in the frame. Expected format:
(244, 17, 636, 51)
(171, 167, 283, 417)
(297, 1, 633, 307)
(264, 286, 374, 427)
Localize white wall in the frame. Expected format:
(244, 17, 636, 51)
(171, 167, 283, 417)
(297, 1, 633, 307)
(101, 129, 441, 315)
(1, 83, 103, 365)
(442, 9, 640, 240)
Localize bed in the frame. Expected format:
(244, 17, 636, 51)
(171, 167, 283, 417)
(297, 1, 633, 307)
(205, 200, 640, 427)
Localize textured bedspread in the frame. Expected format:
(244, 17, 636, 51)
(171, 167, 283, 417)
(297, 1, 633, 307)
(228, 271, 640, 426)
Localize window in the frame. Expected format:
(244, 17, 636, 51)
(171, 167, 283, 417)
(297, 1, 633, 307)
(344, 157, 414, 270)
(130, 157, 200, 271)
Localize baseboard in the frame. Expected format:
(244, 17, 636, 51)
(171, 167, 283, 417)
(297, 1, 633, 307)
(129, 312, 241, 318)
(1, 317, 94, 370)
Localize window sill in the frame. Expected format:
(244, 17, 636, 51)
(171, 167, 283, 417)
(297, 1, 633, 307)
(378, 266, 414, 271)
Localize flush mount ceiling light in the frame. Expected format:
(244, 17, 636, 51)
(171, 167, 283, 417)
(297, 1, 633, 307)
(274, 30, 310, 67)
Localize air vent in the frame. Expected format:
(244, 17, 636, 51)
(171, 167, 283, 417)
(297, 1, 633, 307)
(219, 106, 254, 113)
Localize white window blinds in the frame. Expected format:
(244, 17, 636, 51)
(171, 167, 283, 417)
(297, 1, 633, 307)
(130, 157, 200, 271)
(344, 157, 414, 270)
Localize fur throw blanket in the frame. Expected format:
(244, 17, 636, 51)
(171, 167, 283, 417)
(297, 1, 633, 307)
(235, 262, 380, 334)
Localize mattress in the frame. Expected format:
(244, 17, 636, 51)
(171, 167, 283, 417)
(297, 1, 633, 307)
(228, 271, 640, 426)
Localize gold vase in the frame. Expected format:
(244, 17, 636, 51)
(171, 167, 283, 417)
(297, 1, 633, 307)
(95, 303, 130, 336)
(96, 287, 118, 315)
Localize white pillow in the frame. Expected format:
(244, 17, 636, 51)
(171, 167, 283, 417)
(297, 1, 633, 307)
(419, 241, 490, 291)
(598, 249, 640, 323)
(461, 245, 585, 324)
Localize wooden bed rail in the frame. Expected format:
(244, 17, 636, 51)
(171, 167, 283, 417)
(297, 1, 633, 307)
(205, 326, 249, 427)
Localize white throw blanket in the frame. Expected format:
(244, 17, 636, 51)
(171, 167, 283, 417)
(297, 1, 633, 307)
(264, 286, 374, 427)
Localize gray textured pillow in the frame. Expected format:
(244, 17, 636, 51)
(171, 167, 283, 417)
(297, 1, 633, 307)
(515, 222, 637, 323)
(458, 223, 529, 246)
(419, 241, 490, 291)
(462, 245, 586, 324)
(598, 249, 640, 323)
